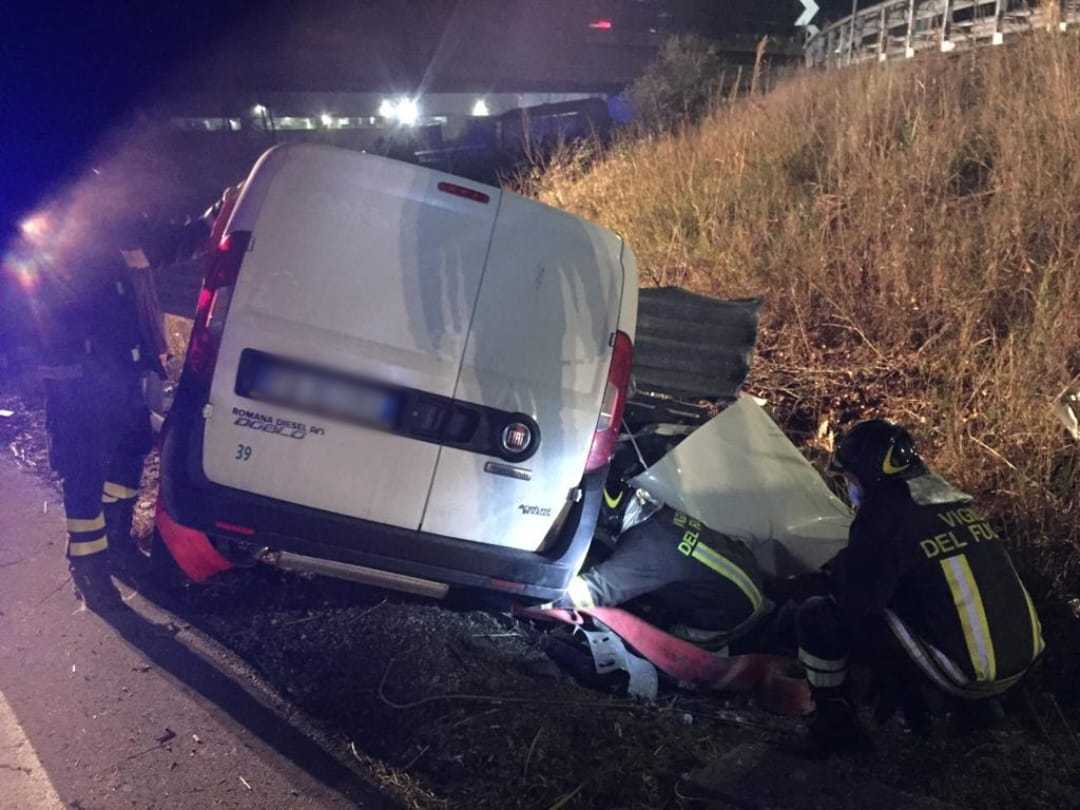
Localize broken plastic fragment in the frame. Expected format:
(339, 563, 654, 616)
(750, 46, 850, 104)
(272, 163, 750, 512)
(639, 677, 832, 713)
(631, 397, 853, 576)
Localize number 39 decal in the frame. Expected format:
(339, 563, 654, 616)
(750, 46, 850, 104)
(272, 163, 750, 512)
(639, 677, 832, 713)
(235, 444, 253, 461)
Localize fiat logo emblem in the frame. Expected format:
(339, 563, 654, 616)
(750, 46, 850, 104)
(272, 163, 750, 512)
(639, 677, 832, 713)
(501, 422, 533, 454)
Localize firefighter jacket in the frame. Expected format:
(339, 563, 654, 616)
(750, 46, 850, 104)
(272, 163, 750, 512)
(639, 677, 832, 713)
(21, 218, 166, 382)
(828, 469, 1044, 688)
(579, 506, 769, 637)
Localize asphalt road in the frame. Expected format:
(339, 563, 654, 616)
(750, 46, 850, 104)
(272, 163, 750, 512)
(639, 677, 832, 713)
(0, 454, 391, 810)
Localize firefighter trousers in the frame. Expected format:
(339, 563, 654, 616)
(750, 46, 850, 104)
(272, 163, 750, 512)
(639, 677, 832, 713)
(795, 596, 1021, 714)
(45, 371, 152, 564)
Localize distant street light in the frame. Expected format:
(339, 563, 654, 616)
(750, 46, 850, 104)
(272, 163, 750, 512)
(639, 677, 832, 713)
(471, 98, 490, 117)
(252, 104, 267, 117)
(395, 98, 420, 126)
(378, 98, 395, 119)
(320, 113, 334, 127)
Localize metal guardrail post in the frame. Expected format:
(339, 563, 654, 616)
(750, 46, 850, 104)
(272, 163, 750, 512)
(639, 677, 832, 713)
(905, 0, 918, 57)
(941, 0, 955, 52)
(878, 3, 889, 60)
(992, 0, 1006, 44)
(849, 0, 860, 63)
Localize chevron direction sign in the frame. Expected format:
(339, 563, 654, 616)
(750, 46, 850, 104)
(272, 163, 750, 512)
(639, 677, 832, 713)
(796, 0, 820, 34)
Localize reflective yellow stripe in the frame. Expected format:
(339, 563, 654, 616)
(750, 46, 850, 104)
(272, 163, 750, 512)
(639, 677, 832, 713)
(66, 514, 105, 533)
(941, 555, 996, 682)
(603, 489, 624, 510)
(67, 536, 109, 557)
(103, 482, 139, 500)
(805, 669, 846, 688)
(690, 542, 764, 613)
(121, 248, 150, 269)
(798, 648, 848, 673)
(1021, 586, 1046, 660)
(566, 576, 595, 609)
(101, 493, 119, 504)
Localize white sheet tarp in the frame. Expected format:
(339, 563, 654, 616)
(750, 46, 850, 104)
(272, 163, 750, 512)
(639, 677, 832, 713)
(631, 396, 853, 577)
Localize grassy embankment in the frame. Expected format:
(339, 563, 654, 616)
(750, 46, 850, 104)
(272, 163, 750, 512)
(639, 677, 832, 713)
(535, 34, 1079, 691)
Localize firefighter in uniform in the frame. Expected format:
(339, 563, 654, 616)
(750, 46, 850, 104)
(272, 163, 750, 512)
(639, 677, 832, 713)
(792, 420, 1045, 745)
(13, 190, 170, 609)
(555, 490, 771, 649)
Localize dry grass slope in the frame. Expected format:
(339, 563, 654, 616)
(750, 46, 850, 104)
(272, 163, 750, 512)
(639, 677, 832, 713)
(537, 34, 1080, 688)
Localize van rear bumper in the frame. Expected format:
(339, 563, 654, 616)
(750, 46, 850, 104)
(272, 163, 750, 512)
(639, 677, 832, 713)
(159, 399, 601, 604)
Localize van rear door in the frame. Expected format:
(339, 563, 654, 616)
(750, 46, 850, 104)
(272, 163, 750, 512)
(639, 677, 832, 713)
(202, 146, 499, 530)
(420, 193, 624, 551)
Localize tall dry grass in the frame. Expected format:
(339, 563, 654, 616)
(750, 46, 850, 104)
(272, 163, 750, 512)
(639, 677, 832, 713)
(537, 34, 1080, 652)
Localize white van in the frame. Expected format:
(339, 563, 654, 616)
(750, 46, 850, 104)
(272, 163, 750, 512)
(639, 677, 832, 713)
(157, 144, 638, 603)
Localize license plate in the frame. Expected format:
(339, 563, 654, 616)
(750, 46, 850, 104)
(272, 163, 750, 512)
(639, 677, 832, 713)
(237, 350, 400, 429)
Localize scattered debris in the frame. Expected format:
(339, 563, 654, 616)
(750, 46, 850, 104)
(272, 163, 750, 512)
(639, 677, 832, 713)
(238, 776, 253, 791)
(546, 781, 586, 810)
(0, 409, 14, 418)
(1053, 380, 1080, 440)
(403, 745, 429, 770)
(155, 728, 176, 745)
(523, 726, 544, 778)
(192, 734, 202, 745)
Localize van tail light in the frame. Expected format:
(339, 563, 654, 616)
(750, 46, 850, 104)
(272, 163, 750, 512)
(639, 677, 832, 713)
(585, 331, 634, 473)
(186, 231, 251, 385)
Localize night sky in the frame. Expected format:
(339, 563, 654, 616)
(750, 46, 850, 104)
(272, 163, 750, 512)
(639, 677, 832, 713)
(1, 0, 854, 228)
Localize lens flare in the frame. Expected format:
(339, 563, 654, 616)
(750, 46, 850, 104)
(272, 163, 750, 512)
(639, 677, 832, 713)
(395, 98, 420, 126)
(19, 213, 50, 243)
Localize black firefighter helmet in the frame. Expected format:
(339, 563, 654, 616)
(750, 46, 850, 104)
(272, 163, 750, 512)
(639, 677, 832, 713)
(830, 419, 921, 488)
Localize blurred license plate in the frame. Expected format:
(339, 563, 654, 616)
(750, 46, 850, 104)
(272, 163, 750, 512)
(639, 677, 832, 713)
(239, 351, 400, 429)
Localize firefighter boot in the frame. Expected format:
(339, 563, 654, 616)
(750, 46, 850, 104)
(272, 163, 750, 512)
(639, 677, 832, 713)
(70, 559, 122, 611)
(104, 499, 139, 566)
(808, 690, 874, 753)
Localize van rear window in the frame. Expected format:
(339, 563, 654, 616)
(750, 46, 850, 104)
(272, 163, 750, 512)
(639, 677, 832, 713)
(232, 348, 539, 463)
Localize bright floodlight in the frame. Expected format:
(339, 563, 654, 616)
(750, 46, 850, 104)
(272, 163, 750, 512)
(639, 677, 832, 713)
(252, 104, 267, 116)
(19, 213, 49, 241)
(471, 98, 490, 117)
(395, 98, 420, 126)
(378, 98, 395, 118)
(320, 113, 334, 127)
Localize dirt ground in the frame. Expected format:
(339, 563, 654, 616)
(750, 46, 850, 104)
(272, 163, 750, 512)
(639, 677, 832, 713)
(2, 389, 1078, 810)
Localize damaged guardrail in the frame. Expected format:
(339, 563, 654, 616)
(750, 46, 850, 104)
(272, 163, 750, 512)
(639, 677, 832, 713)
(805, 0, 1080, 68)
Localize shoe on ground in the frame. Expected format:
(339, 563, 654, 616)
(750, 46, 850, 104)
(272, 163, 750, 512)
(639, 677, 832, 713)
(70, 563, 123, 611)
